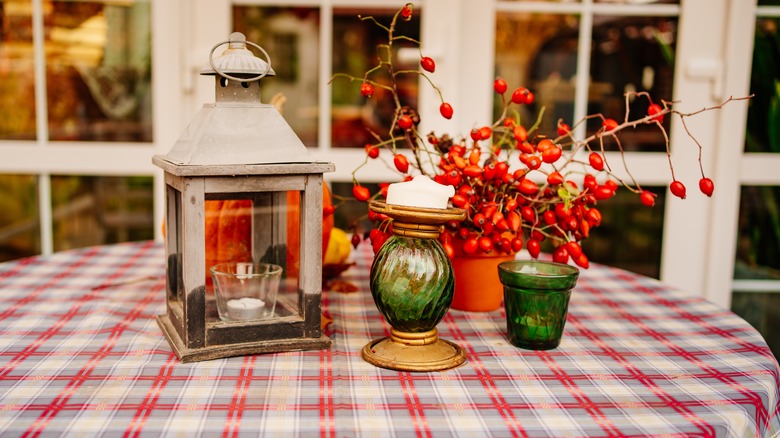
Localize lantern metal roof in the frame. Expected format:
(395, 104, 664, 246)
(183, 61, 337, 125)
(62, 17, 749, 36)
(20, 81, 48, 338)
(155, 32, 321, 170)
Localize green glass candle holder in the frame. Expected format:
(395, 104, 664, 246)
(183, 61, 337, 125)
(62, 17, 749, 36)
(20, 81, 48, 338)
(362, 201, 467, 372)
(497, 260, 579, 350)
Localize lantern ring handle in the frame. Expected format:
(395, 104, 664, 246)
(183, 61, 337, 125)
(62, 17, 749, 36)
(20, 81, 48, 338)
(208, 39, 272, 83)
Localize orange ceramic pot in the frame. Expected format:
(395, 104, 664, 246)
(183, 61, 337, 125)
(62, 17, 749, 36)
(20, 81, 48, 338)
(451, 252, 516, 312)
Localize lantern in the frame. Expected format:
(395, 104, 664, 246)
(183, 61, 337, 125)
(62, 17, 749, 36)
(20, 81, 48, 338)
(153, 32, 333, 362)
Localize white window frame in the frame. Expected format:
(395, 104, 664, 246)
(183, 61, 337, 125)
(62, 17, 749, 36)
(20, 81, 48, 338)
(4, 0, 777, 310)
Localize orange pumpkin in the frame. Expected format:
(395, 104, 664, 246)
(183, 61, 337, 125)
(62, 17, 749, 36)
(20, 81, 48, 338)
(204, 184, 334, 288)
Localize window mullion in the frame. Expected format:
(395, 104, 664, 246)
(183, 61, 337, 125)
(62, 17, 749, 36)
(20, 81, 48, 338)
(32, 0, 52, 255)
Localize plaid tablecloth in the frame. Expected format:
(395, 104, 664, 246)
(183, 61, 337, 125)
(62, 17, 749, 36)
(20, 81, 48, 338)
(0, 240, 778, 437)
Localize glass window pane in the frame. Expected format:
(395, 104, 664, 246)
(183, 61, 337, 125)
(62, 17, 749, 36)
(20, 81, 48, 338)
(758, 0, 780, 6)
(0, 0, 37, 140)
(734, 186, 780, 279)
(45, 1, 152, 142)
(587, 15, 677, 152)
(331, 8, 420, 149)
(580, 186, 666, 278)
(232, 6, 320, 147)
(501, 1, 581, 3)
(51, 175, 153, 252)
(746, 18, 779, 153)
(0, 174, 40, 261)
(495, 13, 580, 137)
(595, 0, 678, 4)
(731, 291, 780, 357)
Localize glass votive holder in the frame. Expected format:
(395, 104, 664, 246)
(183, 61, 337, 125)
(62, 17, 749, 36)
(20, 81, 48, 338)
(497, 260, 579, 350)
(210, 262, 282, 322)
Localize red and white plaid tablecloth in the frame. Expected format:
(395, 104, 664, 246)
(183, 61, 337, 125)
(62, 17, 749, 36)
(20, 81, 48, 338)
(0, 240, 778, 437)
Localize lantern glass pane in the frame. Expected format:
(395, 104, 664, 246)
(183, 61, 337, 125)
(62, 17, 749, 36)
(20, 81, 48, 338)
(204, 191, 302, 321)
(232, 6, 321, 147)
(45, 0, 152, 142)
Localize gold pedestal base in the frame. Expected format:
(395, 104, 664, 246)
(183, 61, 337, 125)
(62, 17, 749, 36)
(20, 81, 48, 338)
(361, 328, 466, 372)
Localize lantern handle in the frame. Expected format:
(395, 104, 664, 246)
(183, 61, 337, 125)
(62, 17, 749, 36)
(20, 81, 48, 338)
(208, 37, 273, 83)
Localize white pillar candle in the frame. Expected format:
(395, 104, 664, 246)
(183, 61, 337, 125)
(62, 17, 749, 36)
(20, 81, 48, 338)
(226, 297, 266, 320)
(385, 175, 455, 209)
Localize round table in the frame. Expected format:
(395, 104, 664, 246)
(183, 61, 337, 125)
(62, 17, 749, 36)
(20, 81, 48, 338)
(0, 240, 777, 436)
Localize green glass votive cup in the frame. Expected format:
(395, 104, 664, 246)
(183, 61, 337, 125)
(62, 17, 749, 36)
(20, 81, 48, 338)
(497, 260, 579, 350)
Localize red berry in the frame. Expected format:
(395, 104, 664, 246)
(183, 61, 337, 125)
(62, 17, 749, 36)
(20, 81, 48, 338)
(494, 77, 508, 94)
(439, 102, 453, 119)
(670, 180, 687, 199)
(541, 145, 562, 164)
(478, 236, 493, 253)
(365, 144, 379, 159)
(547, 171, 564, 186)
(401, 5, 412, 18)
(351, 233, 362, 249)
(552, 246, 569, 264)
(462, 237, 479, 255)
(699, 177, 714, 197)
(463, 165, 483, 178)
(648, 103, 664, 123)
(594, 186, 615, 201)
(527, 239, 541, 258)
(557, 122, 571, 136)
(511, 237, 523, 252)
(479, 126, 492, 140)
(360, 82, 374, 98)
(470, 129, 482, 142)
(519, 179, 539, 196)
(640, 190, 656, 207)
(397, 115, 413, 130)
(352, 185, 371, 202)
(393, 154, 409, 173)
(565, 241, 582, 259)
(586, 208, 602, 226)
(588, 152, 605, 171)
(603, 118, 619, 131)
(511, 87, 531, 104)
(520, 206, 536, 223)
(323, 204, 335, 217)
(574, 253, 589, 269)
(420, 56, 435, 73)
(513, 125, 528, 142)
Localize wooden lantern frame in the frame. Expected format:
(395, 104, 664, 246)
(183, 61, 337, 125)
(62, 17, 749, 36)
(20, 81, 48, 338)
(153, 160, 334, 362)
(152, 32, 333, 362)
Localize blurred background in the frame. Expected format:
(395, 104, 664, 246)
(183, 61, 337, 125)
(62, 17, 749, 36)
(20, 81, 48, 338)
(0, 0, 778, 354)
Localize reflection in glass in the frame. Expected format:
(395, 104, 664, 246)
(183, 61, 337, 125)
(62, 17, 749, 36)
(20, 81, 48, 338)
(732, 292, 780, 358)
(580, 186, 666, 278)
(233, 7, 320, 147)
(331, 8, 420, 149)
(45, 1, 152, 142)
(0, 0, 37, 140)
(51, 175, 153, 252)
(0, 175, 40, 261)
(746, 18, 779, 153)
(586, 15, 677, 152)
(495, 13, 579, 137)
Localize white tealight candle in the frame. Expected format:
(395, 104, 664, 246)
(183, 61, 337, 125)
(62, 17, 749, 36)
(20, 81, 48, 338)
(226, 297, 266, 321)
(385, 175, 455, 209)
